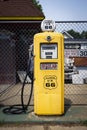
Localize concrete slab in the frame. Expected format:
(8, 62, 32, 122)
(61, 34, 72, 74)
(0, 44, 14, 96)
(0, 125, 87, 130)
(0, 105, 87, 125)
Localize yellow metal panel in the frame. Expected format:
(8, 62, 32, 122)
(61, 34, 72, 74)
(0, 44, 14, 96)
(34, 94, 63, 115)
(34, 32, 64, 115)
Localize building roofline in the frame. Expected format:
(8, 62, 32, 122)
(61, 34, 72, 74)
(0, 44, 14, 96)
(0, 0, 44, 18)
(62, 30, 74, 39)
(65, 39, 87, 44)
(0, 16, 45, 21)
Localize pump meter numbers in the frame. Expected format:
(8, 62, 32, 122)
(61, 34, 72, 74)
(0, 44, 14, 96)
(44, 75, 57, 89)
(40, 63, 58, 70)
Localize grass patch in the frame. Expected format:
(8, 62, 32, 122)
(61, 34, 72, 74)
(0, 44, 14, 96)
(81, 120, 87, 126)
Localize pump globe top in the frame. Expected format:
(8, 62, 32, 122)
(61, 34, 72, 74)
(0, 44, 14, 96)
(41, 19, 56, 32)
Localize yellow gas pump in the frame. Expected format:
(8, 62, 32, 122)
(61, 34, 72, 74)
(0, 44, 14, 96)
(34, 19, 64, 115)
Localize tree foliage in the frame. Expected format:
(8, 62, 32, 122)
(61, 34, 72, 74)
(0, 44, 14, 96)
(67, 29, 87, 39)
(32, 0, 43, 14)
(81, 31, 87, 39)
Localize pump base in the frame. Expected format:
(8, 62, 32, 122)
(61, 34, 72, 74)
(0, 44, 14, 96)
(34, 93, 64, 115)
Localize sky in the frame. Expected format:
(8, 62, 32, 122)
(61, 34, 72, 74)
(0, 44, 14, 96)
(38, 0, 87, 21)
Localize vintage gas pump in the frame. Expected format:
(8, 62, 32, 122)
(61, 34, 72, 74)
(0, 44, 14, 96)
(34, 19, 64, 115)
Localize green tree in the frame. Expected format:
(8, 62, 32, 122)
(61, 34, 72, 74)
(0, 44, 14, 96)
(67, 29, 87, 39)
(81, 31, 87, 39)
(32, 0, 43, 14)
(67, 29, 81, 39)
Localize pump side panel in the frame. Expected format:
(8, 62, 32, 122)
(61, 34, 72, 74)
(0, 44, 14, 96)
(34, 32, 64, 115)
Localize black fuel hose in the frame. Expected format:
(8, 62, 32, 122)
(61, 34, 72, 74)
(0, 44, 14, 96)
(21, 71, 33, 113)
(3, 58, 34, 114)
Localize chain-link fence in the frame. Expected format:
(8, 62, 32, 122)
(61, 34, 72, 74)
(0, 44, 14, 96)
(0, 21, 87, 106)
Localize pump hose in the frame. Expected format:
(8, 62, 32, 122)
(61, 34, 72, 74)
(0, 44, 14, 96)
(21, 71, 33, 113)
(3, 60, 33, 114)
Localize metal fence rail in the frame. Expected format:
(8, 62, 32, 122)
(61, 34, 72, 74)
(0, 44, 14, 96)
(55, 21, 87, 33)
(0, 21, 87, 106)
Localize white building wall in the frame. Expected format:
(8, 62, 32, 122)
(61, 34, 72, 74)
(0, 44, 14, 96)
(72, 67, 87, 84)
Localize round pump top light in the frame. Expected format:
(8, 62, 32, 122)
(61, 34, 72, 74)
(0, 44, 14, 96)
(41, 19, 56, 32)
